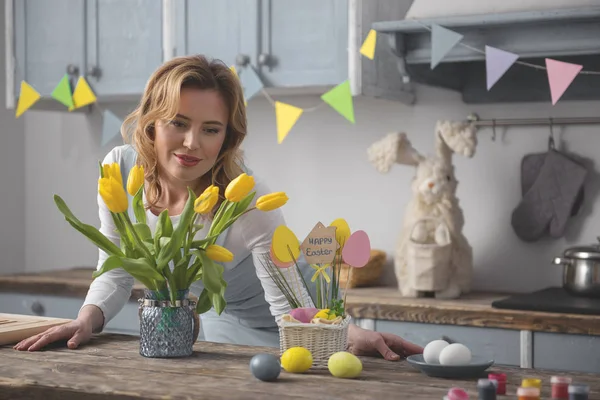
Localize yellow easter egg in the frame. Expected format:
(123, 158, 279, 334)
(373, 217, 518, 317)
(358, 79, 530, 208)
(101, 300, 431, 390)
(280, 347, 313, 373)
(329, 218, 351, 247)
(313, 309, 336, 320)
(272, 226, 301, 263)
(328, 351, 363, 378)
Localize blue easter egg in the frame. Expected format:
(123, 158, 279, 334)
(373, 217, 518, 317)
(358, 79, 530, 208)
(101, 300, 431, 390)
(249, 353, 281, 382)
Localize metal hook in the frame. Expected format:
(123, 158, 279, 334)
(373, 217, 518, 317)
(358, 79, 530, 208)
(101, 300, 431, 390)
(548, 118, 555, 150)
(491, 119, 497, 142)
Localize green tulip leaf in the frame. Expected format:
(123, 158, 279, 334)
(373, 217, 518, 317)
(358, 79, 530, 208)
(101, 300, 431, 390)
(195, 289, 212, 314)
(92, 255, 123, 279)
(201, 253, 224, 294)
(132, 184, 146, 225)
(133, 223, 152, 241)
(54, 195, 123, 257)
(234, 191, 256, 216)
(121, 257, 165, 284)
(154, 210, 173, 250)
(211, 291, 226, 315)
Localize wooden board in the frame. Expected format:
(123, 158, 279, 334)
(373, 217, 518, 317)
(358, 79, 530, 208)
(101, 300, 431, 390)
(0, 313, 71, 346)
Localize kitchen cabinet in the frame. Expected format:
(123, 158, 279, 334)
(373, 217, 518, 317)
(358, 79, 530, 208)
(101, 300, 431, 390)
(173, 0, 349, 88)
(0, 293, 140, 336)
(374, 320, 522, 366)
(533, 332, 600, 374)
(9, 0, 163, 106)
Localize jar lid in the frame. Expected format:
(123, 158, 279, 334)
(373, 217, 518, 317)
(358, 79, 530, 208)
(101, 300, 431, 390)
(522, 378, 542, 388)
(569, 383, 590, 394)
(551, 376, 572, 384)
(477, 379, 495, 388)
(563, 244, 600, 260)
(447, 387, 469, 400)
(517, 387, 540, 396)
(489, 373, 506, 381)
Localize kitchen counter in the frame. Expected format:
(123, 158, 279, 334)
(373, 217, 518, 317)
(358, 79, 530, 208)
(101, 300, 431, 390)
(345, 288, 600, 336)
(1, 334, 599, 399)
(2, 268, 599, 335)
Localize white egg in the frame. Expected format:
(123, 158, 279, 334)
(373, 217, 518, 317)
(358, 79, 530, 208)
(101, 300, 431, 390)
(423, 340, 449, 364)
(439, 343, 472, 366)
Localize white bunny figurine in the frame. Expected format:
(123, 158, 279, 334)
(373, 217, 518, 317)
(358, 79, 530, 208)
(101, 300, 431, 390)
(367, 120, 477, 299)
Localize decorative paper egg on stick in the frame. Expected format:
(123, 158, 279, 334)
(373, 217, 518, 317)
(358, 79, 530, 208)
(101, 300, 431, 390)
(340, 230, 371, 302)
(271, 225, 301, 263)
(270, 245, 293, 268)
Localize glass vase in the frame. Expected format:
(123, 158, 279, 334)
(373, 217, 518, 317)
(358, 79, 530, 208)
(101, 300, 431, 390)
(138, 288, 199, 358)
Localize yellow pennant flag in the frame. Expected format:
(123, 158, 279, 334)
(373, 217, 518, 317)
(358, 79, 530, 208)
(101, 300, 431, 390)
(15, 81, 41, 118)
(275, 101, 303, 144)
(360, 29, 377, 60)
(69, 76, 97, 110)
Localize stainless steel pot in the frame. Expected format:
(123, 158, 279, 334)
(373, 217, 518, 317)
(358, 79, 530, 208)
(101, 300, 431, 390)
(553, 242, 600, 298)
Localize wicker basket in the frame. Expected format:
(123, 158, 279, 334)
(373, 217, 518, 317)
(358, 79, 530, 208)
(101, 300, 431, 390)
(278, 315, 352, 369)
(338, 249, 386, 288)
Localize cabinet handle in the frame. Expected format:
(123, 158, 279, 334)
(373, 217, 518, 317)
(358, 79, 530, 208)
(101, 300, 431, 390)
(235, 54, 250, 67)
(87, 66, 102, 79)
(66, 64, 79, 76)
(257, 53, 271, 67)
(31, 301, 45, 316)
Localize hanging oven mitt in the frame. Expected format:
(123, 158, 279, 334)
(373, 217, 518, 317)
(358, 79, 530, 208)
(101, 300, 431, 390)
(520, 151, 585, 217)
(511, 149, 587, 242)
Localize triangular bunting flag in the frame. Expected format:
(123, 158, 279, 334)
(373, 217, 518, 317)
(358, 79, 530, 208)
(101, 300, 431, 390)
(15, 81, 41, 118)
(70, 76, 97, 110)
(430, 24, 463, 69)
(275, 101, 303, 144)
(360, 29, 377, 60)
(485, 45, 519, 90)
(101, 109, 123, 146)
(51, 74, 74, 109)
(545, 58, 583, 105)
(239, 65, 263, 104)
(320, 80, 355, 123)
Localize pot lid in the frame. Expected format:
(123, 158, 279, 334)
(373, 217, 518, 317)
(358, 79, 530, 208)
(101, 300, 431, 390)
(563, 243, 600, 260)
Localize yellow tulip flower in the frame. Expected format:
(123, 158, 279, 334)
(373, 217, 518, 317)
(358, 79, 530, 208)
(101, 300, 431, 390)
(102, 162, 123, 185)
(126, 164, 144, 196)
(98, 176, 128, 213)
(225, 173, 255, 202)
(206, 244, 234, 263)
(256, 192, 289, 211)
(194, 185, 219, 214)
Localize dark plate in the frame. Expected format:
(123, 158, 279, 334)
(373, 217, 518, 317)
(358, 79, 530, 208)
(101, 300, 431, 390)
(406, 354, 495, 379)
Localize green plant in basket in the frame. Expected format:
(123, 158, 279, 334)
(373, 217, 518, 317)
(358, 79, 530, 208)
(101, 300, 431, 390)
(53, 161, 289, 314)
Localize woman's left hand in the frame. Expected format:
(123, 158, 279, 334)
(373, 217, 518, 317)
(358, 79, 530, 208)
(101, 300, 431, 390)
(347, 324, 423, 361)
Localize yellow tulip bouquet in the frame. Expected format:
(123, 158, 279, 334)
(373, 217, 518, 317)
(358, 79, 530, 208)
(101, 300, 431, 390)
(53, 162, 289, 317)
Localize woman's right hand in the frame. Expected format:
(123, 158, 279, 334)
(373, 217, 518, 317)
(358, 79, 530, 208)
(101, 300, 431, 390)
(13, 317, 93, 352)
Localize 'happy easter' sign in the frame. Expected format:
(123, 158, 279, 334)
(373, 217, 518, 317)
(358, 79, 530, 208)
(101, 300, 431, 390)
(300, 222, 339, 264)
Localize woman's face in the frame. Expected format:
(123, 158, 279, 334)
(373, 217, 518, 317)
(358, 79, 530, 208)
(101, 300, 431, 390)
(154, 88, 228, 188)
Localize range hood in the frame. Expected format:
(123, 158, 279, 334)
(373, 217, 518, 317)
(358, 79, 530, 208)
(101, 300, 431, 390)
(372, 6, 600, 104)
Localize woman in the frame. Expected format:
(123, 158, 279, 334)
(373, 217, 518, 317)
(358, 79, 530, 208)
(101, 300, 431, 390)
(14, 55, 422, 360)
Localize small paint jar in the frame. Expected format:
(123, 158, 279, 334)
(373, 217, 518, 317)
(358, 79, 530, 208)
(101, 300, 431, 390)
(522, 378, 542, 389)
(568, 383, 590, 400)
(488, 373, 507, 395)
(517, 386, 540, 400)
(477, 378, 497, 400)
(444, 387, 469, 400)
(551, 376, 572, 399)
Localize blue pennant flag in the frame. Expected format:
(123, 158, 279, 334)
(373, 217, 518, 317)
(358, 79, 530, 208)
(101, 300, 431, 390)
(239, 65, 264, 103)
(431, 24, 464, 69)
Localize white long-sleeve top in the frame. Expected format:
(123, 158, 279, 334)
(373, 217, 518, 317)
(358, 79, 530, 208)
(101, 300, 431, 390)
(82, 144, 314, 331)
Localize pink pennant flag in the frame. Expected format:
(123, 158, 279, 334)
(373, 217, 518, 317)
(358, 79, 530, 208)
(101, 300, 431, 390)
(545, 58, 582, 105)
(485, 46, 518, 90)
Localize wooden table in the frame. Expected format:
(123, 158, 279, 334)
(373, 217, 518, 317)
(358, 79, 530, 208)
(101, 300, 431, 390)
(1, 334, 599, 399)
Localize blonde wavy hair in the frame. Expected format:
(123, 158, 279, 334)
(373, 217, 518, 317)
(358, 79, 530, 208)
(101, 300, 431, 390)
(121, 54, 246, 214)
